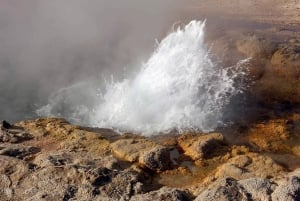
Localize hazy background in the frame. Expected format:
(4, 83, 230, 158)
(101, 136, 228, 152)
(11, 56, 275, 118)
(0, 0, 184, 122)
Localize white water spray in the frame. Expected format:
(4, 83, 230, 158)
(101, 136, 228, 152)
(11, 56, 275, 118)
(37, 20, 247, 135)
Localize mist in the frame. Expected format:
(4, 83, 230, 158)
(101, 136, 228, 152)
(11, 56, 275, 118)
(0, 0, 184, 122)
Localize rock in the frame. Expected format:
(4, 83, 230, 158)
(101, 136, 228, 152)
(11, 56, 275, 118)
(110, 139, 156, 162)
(0, 122, 32, 143)
(59, 129, 110, 155)
(33, 153, 73, 167)
(195, 177, 275, 201)
(0, 155, 29, 187)
(272, 170, 300, 201)
(33, 152, 119, 171)
(177, 133, 225, 160)
(243, 119, 291, 152)
(18, 118, 111, 156)
(0, 174, 11, 189)
(139, 146, 171, 172)
(17, 164, 118, 200)
(16, 166, 71, 200)
(1, 121, 12, 129)
(271, 44, 300, 68)
(214, 153, 285, 180)
(236, 34, 277, 58)
(90, 167, 116, 188)
(16, 159, 137, 200)
(215, 163, 245, 179)
(245, 40, 300, 104)
(0, 144, 40, 159)
(195, 177, 249, 201)
(238, 178, 274, 201)
(130, 187, 192, 201)
(0, 117, 298, 200)
(97, 168, 144, 201)
(62, 186, 78, 201)
(229, 154, 251, 167)
(268, 43, 300, 82)
(0, 174, 13, 201)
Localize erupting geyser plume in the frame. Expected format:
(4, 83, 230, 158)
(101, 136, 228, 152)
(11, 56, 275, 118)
(38, 21, 247, 135)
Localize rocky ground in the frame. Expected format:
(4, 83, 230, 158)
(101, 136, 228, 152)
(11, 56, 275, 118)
(1, 0, 300, 200)
(1, 115, 300, 201)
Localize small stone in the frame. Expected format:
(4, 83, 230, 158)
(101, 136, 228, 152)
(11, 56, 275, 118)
(110, 139, 157, 162)
(195, 177, 248, 201)
(139, 146, 171, 172)
(177, 133, 225, 160)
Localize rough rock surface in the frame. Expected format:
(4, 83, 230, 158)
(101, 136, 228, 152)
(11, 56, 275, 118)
(177, 133, 225, 160)
(130, 187, 192, 201)
(214, 153, 285, 180)
(139, 146, 172, 172)
(195, 171, 300, 201)
(195, 178, 249, 201)
(195, 177, 275, 201)
(272, 169, 300, 201)
(271, 43, 300, 68)
(0, 121, 32, 143)
(0, 144, 40, 159)
(238, 178, 274, 201)
(110, 138, 157, 162)
(1, 117, 299, 200)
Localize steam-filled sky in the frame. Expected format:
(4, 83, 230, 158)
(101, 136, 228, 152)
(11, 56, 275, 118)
(0, 0, 184, 122)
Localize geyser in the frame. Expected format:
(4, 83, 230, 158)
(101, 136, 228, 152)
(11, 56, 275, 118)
(38, 20, 247, 135)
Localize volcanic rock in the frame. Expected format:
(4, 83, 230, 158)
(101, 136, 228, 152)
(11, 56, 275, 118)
(271, 43, 300, 68)
(194, 177, 249, 201)
(130, 187, 192, 201)
(238, 178, 275, 201)
(139, 146, 172, 172)
(110, 138, 156, 162)
(0, 117, 300, 200)
(1, 120, 11, 129)
(0, 155, 29, 188)
(110, 138, 171, 171)
(0, 144, 40, 159)
(272, 169, 300, 201)
(0, 174, 13, 200)
(195, 177, 277, 201)
(177, 133, 225, 160)
(96, 168, 144, 200)
(214, 153, 285, 180)
(0, 121, 32, 143)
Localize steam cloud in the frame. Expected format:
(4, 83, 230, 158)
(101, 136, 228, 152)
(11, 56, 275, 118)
(37, 21, 248, 135)
(0, 0, 183, 122)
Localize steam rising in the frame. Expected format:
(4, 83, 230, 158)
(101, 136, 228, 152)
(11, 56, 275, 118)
(38, 21, 247, 134)
(0, 0, 181, 122)
(1, 1, 248, 134)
